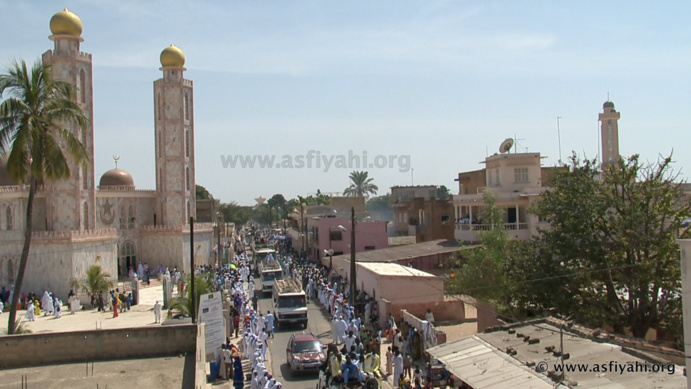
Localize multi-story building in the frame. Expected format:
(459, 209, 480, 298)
(390, 186, 454, 242)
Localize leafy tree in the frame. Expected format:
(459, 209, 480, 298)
(343, 171, 378, 198)
(196, 184, 212, 200)
(0, 59, 89, 334)
(70, 265, 114, 307)
(446, 192, 515, 310)
(436, 185, 451, 200)
(523, 153, 690, 338)
(366, 194, 392, 220)
(169, 273, 212, 319)
(219, 202, 253, 226)
(267, 194, 287, 227)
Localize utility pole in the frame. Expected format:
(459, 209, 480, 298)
(190, 216, 195, 324)
(350, 207, 356, 307)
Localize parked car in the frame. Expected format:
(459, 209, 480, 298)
(286, 333, 326, 375)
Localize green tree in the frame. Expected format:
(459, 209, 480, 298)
(366, 194, 392, 220)
(524, 153, 690, 338)
(436, 185, 451, 200)
(219, 201, 253, 226)
(343, 171, 378, 198)
(267, 193, 287, 227)
(0, 59, 89, 334)
(447, 192, 515, 309)
(70, 265, 114, 308)
(169, 273, 212, 319)
(196, 184, 212, 200)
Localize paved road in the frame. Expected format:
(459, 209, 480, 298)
(255, 285, 332, 389)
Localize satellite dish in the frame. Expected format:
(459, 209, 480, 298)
(499, 138, 514, 154)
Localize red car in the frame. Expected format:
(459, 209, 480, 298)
(286, 333, 326, 375)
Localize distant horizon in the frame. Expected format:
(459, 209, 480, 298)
(2, 1, 689, 206)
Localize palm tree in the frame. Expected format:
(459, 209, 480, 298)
(72, 265, 114, 310)
(169, 273, 212, 319)
(343, 171, 378, 198)
(0, 59, 89, 334)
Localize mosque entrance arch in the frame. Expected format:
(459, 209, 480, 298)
(120, 241, 136, 278)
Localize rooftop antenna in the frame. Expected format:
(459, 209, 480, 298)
(113, 154, 120, 169)
(411, 168, 414, 186)
(513, 134, 525, 153)
(557, 116, 563, 162)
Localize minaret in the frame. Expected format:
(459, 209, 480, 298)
(598, 101, 621, 168)
(42, 9, 96, 231)
(154, 45, 196, 226)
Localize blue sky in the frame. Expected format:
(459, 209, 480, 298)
(1, 1, 689, 205)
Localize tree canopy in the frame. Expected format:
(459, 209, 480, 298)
(343, 171, 378, 198)
(0, 59, 89, 334)
(508, 154, 690, 338)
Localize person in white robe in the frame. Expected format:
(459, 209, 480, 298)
(154, 300, 162, 323)
(41, 291, 54, 316)
(25, 301, 35, 321)
(393, 350, 404, 388)
(54, 299, 62, 318)
(137, 263, 145, 280)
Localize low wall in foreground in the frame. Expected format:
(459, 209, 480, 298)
(0, 324, 198, 369)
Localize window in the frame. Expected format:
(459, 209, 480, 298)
(82, 165, 88, 189)
(83, 202, 89, 230)
(6, 206, 12, 230)
(184, 93, 189, 121)
(514, 168, 529, 183)
(441, 215, 450, 225)
(186, 167, 190, 191)
(495, 169, 500, 185)
(185, 129, 189, 157)
(187, 201, 191, 221)
(157, 92, 162, 120)
(120, 206, 127, 230)
(79, 69, 86, 104)
(128, 205, 136, 229)
(158, 131, 162, 158)
(329, 231, 342, 241)
(364, 246, 375, 250)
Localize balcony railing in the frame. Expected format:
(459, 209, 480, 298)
(455, 223, 528, 231)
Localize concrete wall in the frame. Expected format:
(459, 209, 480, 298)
(0, 324, 198, 369)
(476, 303, 501, 333)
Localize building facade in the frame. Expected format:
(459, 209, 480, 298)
(0, 9, 213, 300)
(390, 185, 454, 242)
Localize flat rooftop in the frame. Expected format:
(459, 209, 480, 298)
(331, 239, 467, 263)
(358, 262, 436, 277)
(0, 355, 192, 389)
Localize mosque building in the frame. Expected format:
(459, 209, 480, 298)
(0, 9, 214, 300)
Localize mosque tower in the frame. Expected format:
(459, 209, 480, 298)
(42, 9, 96, 231)
(154, 45, 196, 226)
(598, 100, 621, 168)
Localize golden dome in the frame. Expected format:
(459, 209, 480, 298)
(49, 9, 83, 37)
(99, 168, 135, 189)
(160, 44, 186, 67)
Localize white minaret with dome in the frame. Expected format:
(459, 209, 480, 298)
(154, 44, 196, 226)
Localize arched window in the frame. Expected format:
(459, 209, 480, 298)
(120, 206, 127, 230)
(186, 167, 190, 191)
(157, 92, 162, 120)
(128, 204, 136, 229)
(184, 92, 189, 121)
(185, 129, 189, 157)
(6, 206, 12, 230)
(80, 69, 86, 104)
(83, 202, 89, 230)
(82, 165, 88, 189)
